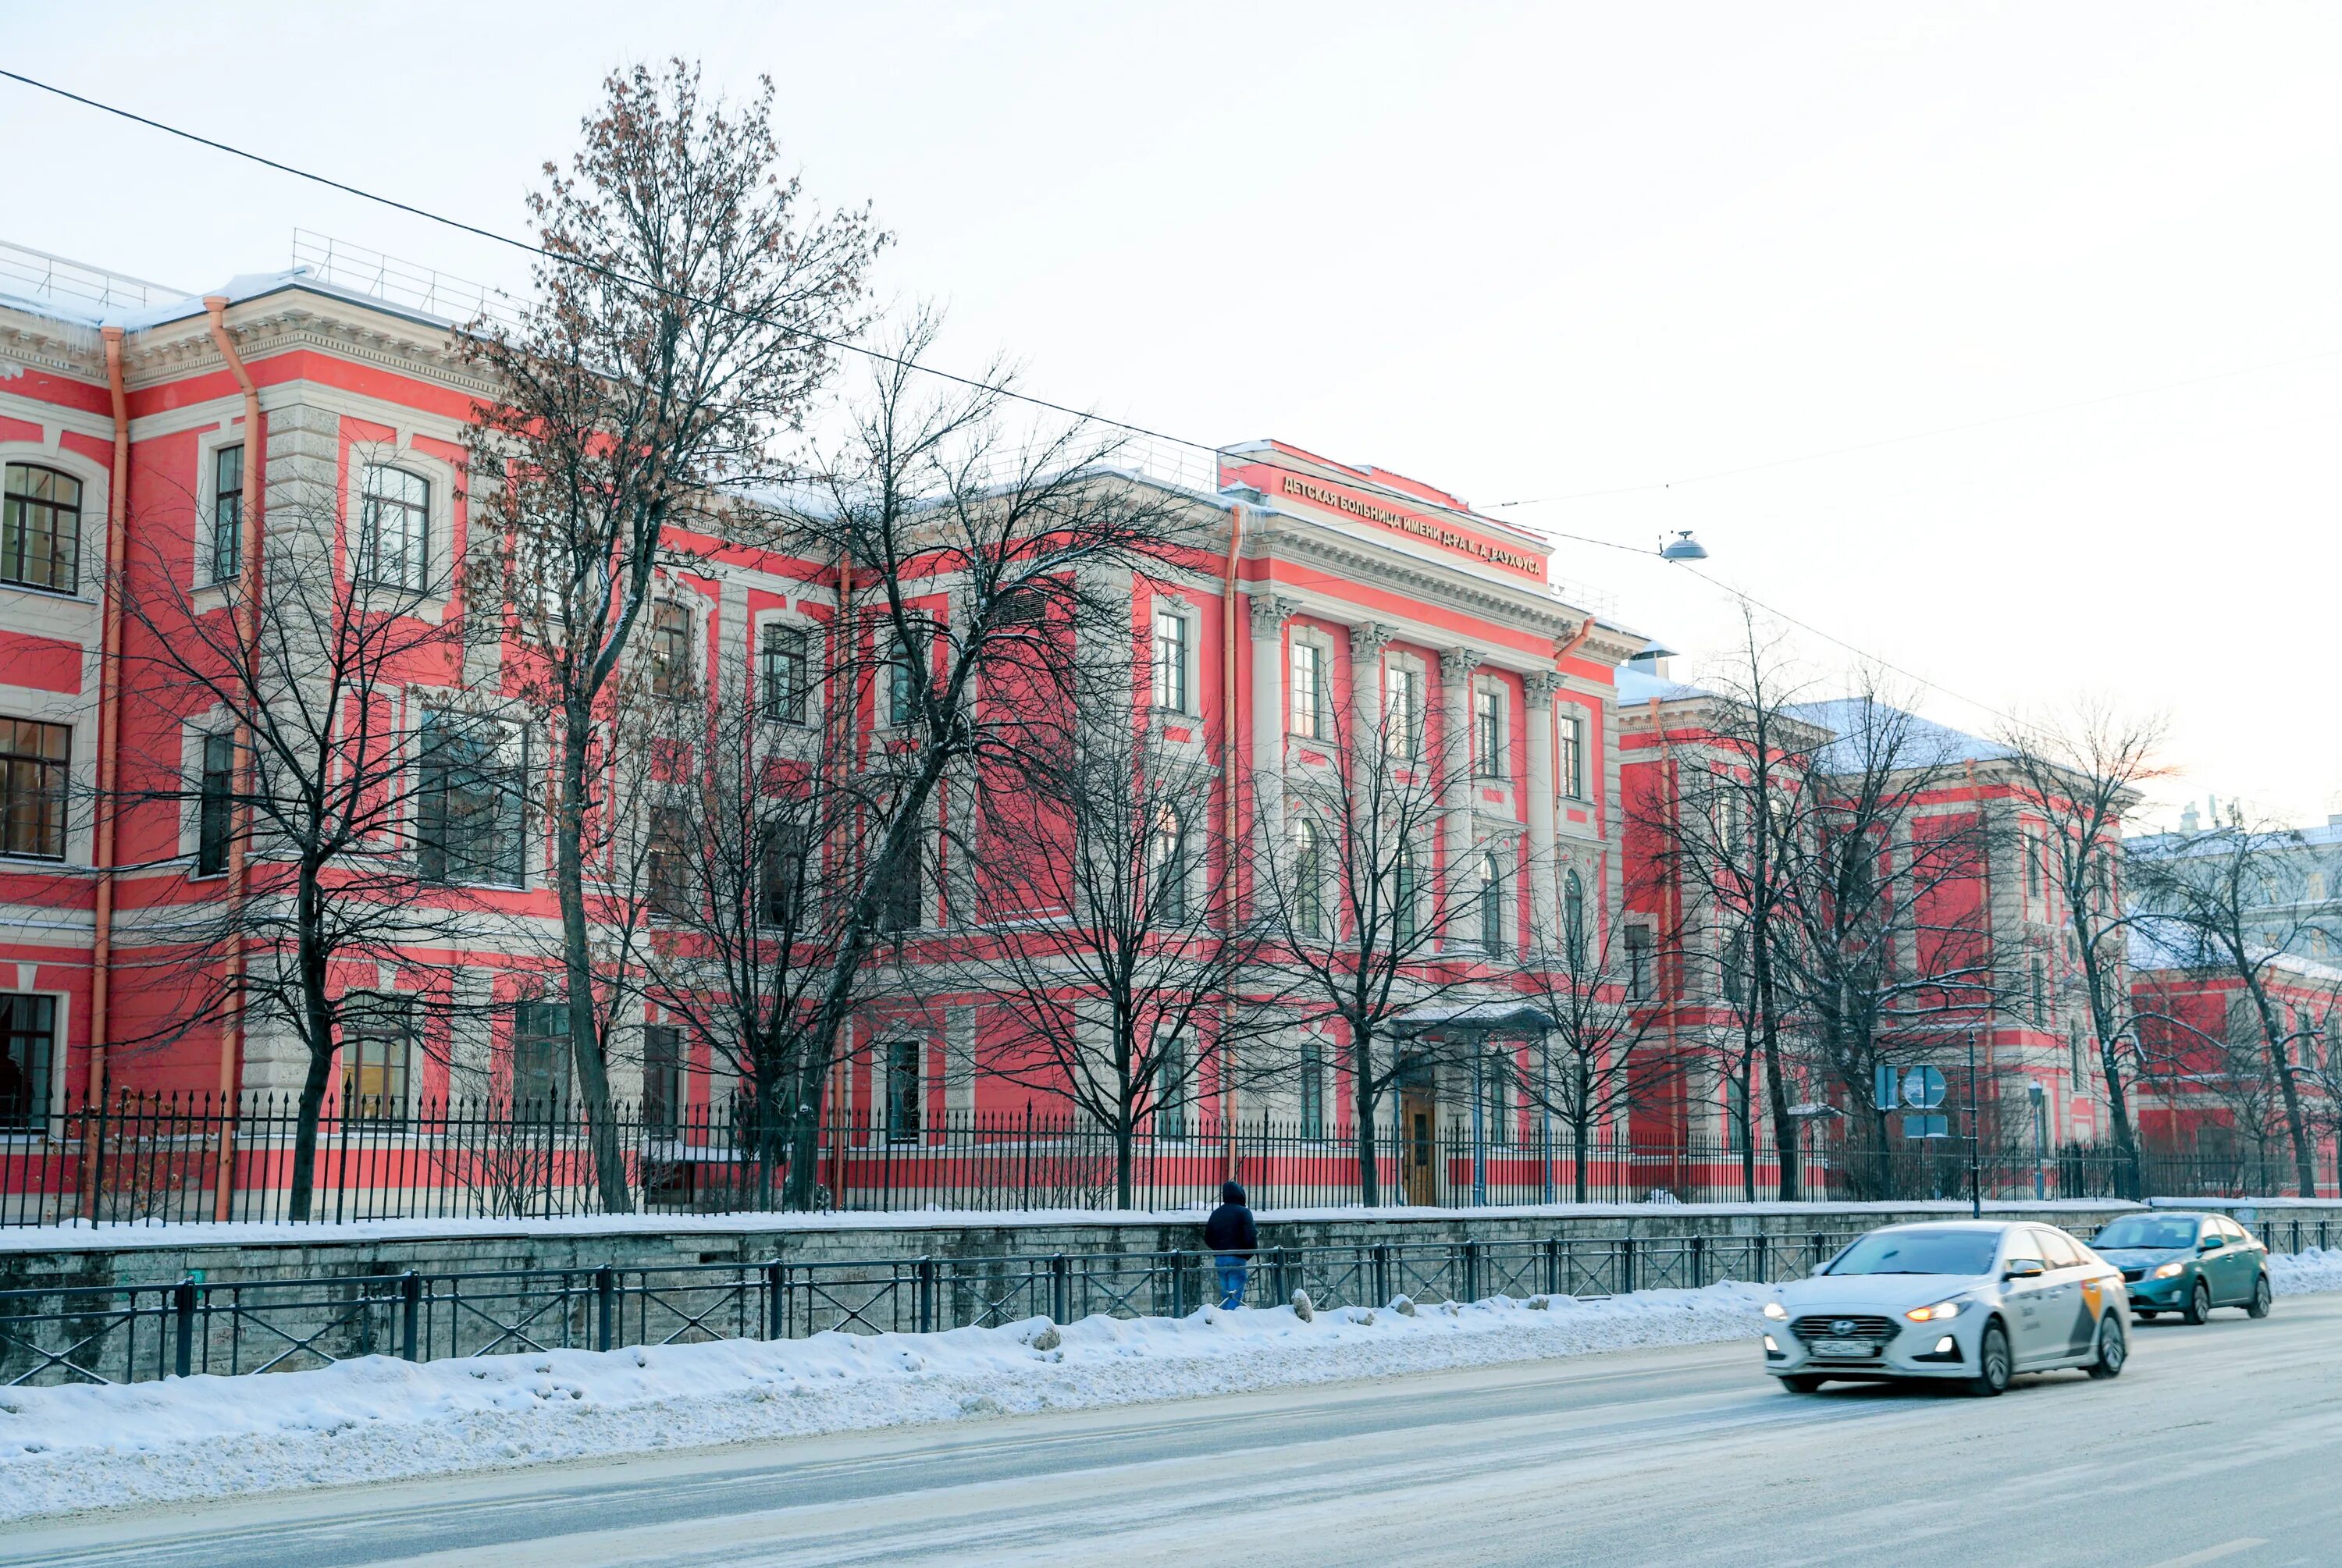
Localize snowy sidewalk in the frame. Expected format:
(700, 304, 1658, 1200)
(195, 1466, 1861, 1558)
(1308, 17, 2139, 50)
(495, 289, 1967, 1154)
(5, 1252, 2338, 1524)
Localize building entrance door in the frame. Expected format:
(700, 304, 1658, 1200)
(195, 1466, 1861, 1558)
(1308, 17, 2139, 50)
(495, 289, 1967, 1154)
(1400, 1085, 1439, 1206)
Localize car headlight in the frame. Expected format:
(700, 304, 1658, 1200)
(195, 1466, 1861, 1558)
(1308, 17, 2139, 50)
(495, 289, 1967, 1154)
(2152, 1260, 2187, 1279)
(1763, 1300, 1789, 1321)
(1904, 1298, 1970, 1322)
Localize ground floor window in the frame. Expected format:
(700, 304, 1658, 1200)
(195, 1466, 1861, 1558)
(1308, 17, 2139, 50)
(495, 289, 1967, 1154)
(644, 1023, 683, 1137)
(1299, 1038, 1326, 1141)
(511, 1000, 574, 1115)
(340, 994, 412, 1122)
(884, 1038, 922, 1143)
(0, 993, 55, 1128)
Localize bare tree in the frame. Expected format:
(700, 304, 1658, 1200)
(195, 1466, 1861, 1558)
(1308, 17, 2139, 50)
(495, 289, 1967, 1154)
(111, 489, 483, 1220)
(1778, 684, 2004, 1200)
(760, 313, 1201, 1209)
(1511, 903, 1680, 1201)
(466, 61, 884, 1208)
(1635, 606, 1822, 1199)
(631, 621, 887, 1206)
(2130, 816, 2339, 1196)
(1998, 702, 2164, 1199)
(1255, 672, 1511, 1205)
(968, 696, 1275, 1207)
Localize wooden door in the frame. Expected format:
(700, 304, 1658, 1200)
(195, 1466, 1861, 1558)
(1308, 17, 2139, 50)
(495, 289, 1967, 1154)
(1401, 1086, 1439, 1206)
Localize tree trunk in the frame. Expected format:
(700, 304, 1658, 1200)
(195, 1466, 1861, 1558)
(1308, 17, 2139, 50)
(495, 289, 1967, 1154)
(1116, 1119, 1135, 1211)
(1351, 1033, 1380, 1207)
(286, 868, 337, 1223)
(782, 1054, 828, 1211)
(2097, 1037, 2144, 1201)
(1572, 1112, 1589, 1204)
(553, 719, 632, 1213)
(2252, 989, 2319, 1197)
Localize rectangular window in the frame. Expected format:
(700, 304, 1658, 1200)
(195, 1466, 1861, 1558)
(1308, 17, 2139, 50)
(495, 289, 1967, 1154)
(1557, 710, 1586, 800)
(1290, 642, 1325, 739)
(511, 1000, 573, 1114)
(1393, 837, 1420, 946)
(417, 715, 525, 887)
(2, 463, 83, 593)
(1151, 606, 1189, 712)
(209, 444, 244, 584)
(1479, 852, 1506, 956)
(355, 465, 430, 591)
(878, 831, 923, 933)
(759, 820, 808, 929)
(648, 805, 691, 919)
(1155, 1031, 1188, 1141)
(2069, 1022, 2087, 1085)
(0, 992, 56, 1129)
(649, 603, 694, 699)
(1625, 924, 1653, 1002)
(885, 1038, 922, 1143)
(1486, 1056, 1512, 1147)
(760, 623, 811, 724)
(340, 994, 412, 1122)
(0, 717, 69, 860)
(1384, 664, 1422, 759)
(2030, 959, 2047, 1027)
(1473, 688, 1504, 778)
(885, 633, 920, 727)
(1299, 1037, 1325, 1141)
(196, 731, 234, 877)
(643, 1023, 683, 1138)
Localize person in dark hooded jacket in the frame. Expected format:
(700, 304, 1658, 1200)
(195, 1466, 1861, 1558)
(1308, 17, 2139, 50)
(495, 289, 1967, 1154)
(1203, 1180, 1257, 1309)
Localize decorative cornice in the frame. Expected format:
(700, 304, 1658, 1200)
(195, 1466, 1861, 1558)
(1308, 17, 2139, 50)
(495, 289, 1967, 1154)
(1248, 513, 1584, 640)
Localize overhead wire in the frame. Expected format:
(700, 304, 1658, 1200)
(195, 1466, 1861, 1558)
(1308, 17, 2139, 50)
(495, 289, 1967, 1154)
(0, 66, 2184, 743)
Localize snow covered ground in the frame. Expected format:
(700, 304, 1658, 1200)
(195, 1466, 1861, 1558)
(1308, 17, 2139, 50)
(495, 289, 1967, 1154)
(5, 1251, 2337, 1525)
(0, 1284, 1769, 1522)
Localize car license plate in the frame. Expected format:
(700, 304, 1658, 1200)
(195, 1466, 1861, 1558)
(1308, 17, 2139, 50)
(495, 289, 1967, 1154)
(1811, 1339, 1876, 1358)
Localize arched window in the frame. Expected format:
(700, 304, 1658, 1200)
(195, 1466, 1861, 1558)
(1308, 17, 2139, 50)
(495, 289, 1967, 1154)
(2, 463, 83, 592)
(1148, 805, 1187, 923)
(1478, 852, 1505, 957)
(1292, 818, 1324, 938)
(1562, 870, 1586, 968)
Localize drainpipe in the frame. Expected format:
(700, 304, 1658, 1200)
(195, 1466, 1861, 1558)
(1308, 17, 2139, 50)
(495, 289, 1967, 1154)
(1219, 500, 1246, 1179)
(87, 329, 130, 1114)
(205, 297, 264, 1221)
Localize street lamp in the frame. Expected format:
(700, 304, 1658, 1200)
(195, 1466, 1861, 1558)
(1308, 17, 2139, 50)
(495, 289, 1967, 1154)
(1658, 530, 1709, 562)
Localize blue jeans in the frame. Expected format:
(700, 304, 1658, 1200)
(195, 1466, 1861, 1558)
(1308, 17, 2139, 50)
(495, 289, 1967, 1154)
(1215, 1255, 1248, 1310)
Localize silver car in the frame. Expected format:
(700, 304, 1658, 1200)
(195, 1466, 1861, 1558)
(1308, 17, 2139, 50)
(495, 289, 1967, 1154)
(1760, 1220, 2130, 1396)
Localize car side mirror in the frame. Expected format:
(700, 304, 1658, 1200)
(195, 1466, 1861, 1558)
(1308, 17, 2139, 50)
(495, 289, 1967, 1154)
(2003, 1259, 2044, 1280)
(2199, 1236, 2224, 1252)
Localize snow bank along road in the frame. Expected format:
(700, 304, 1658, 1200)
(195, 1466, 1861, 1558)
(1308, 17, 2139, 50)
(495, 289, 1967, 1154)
(9, 1292, 2342, 1566)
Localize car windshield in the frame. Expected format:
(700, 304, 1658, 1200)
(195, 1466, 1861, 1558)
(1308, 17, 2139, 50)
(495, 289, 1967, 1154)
(1823, 1228, 1999, 1277)
(2090, 1216, 2202, 1250)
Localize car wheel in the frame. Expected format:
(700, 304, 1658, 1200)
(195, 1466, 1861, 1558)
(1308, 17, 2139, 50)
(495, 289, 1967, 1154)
(2183, 1277, 2212, 1325)
(2247, 1273, 2273, 1319)
(2086, 1313, 2127, 1379)
(1966, 1322, 2012, 1397)
(1780, 1374, 1827, 1393)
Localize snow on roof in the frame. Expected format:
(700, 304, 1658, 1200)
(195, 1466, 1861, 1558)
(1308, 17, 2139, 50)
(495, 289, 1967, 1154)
(1783, 697, 2008, 773)
(1614, 665, 1704, 705)
(2127, 918, 2342, 984)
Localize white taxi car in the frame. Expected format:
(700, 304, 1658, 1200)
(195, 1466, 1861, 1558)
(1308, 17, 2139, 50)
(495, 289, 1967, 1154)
(1761, 1220, 2128, 1396)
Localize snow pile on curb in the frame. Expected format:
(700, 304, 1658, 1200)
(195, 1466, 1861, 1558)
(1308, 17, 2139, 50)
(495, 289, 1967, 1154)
(0, 1284, 1767, 1521)
(2270, 1246, 2342, 1294)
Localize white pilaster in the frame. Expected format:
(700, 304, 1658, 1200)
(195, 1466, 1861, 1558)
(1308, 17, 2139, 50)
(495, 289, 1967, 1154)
(1248, 595, 1297, 858)
(1523, 670, 1562, 951)
(1440, 645, 1482, 942)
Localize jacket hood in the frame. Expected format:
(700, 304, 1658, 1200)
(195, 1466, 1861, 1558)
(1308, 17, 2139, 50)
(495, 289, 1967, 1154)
(1220, 1181, 1247, 1206)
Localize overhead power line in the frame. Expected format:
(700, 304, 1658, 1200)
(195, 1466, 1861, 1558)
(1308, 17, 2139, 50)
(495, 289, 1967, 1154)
(0, 66, 2086, 740)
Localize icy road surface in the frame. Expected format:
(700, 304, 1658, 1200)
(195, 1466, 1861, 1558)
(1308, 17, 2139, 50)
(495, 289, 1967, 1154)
(7, 1295, 2334, 1567)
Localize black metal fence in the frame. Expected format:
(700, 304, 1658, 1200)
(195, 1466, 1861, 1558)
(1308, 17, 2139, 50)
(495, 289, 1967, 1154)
(3, 1091, 2332, 1228)
(8, 1212, 2330, 1390)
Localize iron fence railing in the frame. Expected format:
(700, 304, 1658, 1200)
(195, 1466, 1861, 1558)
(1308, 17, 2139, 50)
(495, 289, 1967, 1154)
(5, 1090, 2332, 1228)
(8, 1214, 2330, 1390)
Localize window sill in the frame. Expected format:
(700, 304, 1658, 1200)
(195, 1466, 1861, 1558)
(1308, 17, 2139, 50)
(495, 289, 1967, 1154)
(0, 852, 70, 868)
(0, 580, 86, 603)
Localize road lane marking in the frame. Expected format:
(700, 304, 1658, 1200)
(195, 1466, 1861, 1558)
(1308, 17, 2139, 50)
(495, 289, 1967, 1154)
(2141, 1540, 2266, 1568)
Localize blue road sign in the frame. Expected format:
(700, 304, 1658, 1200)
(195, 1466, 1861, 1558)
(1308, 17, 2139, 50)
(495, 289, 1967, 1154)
(1900, 1066, 1947, 1111)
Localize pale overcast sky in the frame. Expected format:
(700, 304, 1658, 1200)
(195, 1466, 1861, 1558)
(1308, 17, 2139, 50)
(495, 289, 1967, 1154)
(5, 3, 2337, 828)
